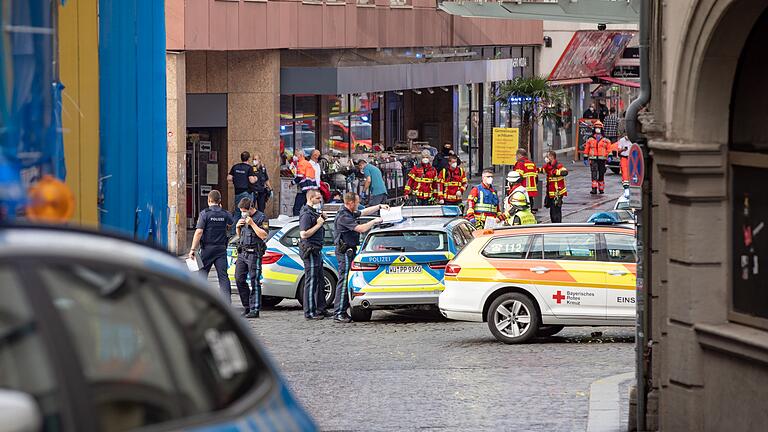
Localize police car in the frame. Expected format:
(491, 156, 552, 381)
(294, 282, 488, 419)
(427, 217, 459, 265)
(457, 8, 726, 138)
(346, 206, 476, 322)
(0, 225, 316, 431)
(439, 222, 637, 344)
(227, 206, 372, 308)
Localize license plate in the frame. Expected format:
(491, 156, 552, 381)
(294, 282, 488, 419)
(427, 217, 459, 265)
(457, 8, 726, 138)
(386, 265, 422, 274)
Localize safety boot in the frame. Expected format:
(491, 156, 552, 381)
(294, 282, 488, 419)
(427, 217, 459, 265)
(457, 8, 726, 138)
(590, 188, 597, 195)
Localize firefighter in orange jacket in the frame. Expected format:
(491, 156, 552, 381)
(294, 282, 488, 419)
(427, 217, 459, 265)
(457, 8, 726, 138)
(540, 151, 568, 223)
(614, 134, 632, 195)
(513, 148, 539, 209)
(466, 169, 506, 230)
(404, 151, 438, 205)
(583, 121, 611, 194)
(437, 155, 467, 210)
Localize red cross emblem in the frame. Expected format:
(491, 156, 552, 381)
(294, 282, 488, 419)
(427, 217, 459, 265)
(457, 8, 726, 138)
(552, 290, 565, 304)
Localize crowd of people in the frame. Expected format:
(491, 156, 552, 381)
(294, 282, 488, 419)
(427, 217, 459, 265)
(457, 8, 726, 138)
(191, 122, 630, 320)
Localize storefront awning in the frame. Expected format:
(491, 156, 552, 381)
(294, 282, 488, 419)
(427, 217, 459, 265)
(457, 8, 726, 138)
(598, 76, 640, 88)
(549, 78, 593, 86)
(548, 30, 637, 81)
(280, 58, 529, 95)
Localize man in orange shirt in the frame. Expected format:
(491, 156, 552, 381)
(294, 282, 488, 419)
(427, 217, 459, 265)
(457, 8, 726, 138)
(292, 152, 318, 216)
(583, 121, 611, 194)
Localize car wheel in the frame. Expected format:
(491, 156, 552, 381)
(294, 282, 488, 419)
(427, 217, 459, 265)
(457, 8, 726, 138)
(487, 293, 539, 344)
(537, 325, 565, 338)
(323, 269, 337, 309)
(609, 166, 621, 175)
(295, 269, 337, 309)
(350, 306, 372, 322)
(261, 296, 283, 308)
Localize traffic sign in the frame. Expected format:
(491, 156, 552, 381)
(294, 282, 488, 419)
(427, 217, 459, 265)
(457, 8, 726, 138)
(629, 186, 642, 209)
(628, 143, 644, 187)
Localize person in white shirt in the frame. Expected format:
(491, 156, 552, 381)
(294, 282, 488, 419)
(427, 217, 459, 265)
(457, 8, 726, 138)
(310, 150, 323, 187)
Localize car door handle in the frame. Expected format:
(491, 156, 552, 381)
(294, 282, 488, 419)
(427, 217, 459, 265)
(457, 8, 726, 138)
(530, 267, 550, 274)
(607, 270, 628, 276)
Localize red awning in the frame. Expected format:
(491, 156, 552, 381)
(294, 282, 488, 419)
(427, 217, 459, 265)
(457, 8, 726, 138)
(548, 30, 637, 81)
(549, 78, 593, 86)
(598, 76, 640, 88)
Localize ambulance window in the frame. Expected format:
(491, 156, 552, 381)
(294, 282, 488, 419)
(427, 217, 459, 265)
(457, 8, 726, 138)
(527, 235, 543, 259)
(543, 233, 597, 261)
(604, 234, 637, 263)
(482, 236, 531, 259)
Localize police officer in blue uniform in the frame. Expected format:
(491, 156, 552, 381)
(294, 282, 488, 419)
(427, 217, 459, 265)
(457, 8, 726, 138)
(189, 190, 235, 302)
(299, 190, 329, 320)
(333, 192, 386, 323)
(228, 151, 257, 231)
(235, 197, 269, 318)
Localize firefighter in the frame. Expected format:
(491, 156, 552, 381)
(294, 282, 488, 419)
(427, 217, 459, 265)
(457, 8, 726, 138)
(437, 155, 467, 210)
(404, 150, 438, 205)
(583, 121, 611, 194)
(506, 191, 537, 226)
(541, 151, 568, 223)
(504, 170, 528, 216)
(513, 148, 539, 209)
(466, 169, 505, 230)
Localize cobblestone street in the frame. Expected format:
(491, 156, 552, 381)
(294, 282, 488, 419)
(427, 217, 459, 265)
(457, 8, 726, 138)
(210, 168, 634, 431)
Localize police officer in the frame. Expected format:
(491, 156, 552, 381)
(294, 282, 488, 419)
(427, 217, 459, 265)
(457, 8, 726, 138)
(189, 190, 235, 302)
(235, 197, 268, 318)
(228, 151, 257, 229)
(333, 192, 387, 323)
(299, 190, 329, 320)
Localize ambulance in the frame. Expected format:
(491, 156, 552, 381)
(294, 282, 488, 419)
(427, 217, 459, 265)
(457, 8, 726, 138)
(439, 223, 637, 343)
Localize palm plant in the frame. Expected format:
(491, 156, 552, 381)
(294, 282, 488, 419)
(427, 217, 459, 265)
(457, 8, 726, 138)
(496, 75, 568, 152)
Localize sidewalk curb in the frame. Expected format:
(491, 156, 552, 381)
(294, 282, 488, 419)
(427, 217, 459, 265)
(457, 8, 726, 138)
(586, 371, 634, 432)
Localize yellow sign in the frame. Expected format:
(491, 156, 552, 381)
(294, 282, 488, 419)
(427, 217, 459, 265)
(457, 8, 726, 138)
(492, 128, 519, 165)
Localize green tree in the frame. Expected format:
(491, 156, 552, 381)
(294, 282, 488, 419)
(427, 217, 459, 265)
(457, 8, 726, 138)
(496, 76, 568, 154)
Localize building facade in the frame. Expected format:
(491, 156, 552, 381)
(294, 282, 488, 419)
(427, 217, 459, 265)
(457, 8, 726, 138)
(165, 0, 543, 252)
(640, 0, 768, 430)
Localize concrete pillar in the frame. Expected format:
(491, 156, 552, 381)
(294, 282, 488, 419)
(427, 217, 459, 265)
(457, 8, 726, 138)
(226, 50, 281, 217)
(167, 52, 187, 253)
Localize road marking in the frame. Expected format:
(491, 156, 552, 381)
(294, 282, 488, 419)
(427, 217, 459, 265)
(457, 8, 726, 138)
(586, 371, 634, 432)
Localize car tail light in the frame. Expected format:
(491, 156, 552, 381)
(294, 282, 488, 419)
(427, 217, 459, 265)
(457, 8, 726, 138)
(350, 261, 379, 271)
(444, 264, 462, 277)
(428, 260, 449, 270)
(261, 251, 283, 265)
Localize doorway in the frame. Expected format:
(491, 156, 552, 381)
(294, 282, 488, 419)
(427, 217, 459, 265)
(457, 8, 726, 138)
(186, 128, 228, 229)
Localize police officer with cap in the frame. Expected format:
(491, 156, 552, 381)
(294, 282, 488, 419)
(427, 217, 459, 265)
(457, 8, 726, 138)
(299, 190, 330, 320)
(189, 190, 235, 302)
(333, 192, 387, 323)
(235, 197, 269, 318)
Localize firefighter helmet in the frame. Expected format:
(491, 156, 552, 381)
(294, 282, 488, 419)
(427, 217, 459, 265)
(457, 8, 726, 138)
(510, 191, 528, 209)
(506, 170, 522, 184)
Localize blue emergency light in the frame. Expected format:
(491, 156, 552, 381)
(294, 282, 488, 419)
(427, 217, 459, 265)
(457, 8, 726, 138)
(588, 211, 631, 225)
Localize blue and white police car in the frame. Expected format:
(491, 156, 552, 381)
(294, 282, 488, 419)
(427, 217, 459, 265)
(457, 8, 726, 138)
(345, 206, 476, 322)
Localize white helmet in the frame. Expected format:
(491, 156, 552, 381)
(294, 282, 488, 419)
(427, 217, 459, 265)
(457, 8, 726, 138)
(506, 170, 522, 184)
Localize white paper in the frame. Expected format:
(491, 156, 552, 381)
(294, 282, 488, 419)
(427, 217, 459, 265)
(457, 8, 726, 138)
(186, 256, 202, 272)
(483, 217, 499, 230)
(380, 206, 403, 223)
(206, 163, 219, 185)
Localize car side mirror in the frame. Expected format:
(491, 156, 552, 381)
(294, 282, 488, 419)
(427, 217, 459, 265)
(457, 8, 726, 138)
(0, 390, 41, 432)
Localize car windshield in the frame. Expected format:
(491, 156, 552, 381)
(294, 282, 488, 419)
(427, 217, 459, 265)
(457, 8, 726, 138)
(364, 231, 448, 252)
(351, 124, 371, 140)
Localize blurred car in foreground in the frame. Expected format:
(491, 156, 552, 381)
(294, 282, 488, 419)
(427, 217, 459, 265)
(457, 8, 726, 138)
(0, 226, 315, 432)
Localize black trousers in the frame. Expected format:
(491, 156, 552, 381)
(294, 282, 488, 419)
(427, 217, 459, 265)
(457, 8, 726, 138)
(550, 202, 563, 223)
(235, 250, 263, 312)
(198, 246, 231, 303)
(293, 191, 306, 216)
(253, 190, 268, 212)
(301, 247, 327, 317)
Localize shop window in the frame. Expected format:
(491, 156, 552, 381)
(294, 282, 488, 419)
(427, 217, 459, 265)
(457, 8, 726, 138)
(280, 95, 319, 163)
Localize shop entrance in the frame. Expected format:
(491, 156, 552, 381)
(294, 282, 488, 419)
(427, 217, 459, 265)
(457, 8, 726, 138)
(186, 128, 228, 228)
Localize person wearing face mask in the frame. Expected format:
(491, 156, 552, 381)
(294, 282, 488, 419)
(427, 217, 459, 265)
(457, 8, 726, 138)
(433, 142, 455, 173)
(540, 151, 568, 223)
(234, 197, 269, 318)
(466, 169, 505, 230)
(292, 152, 318, 216)
(298, 190, 330, 320)
(250, 153, 272, 213)
(404, 150, 438, 205)
(583, 121, 611, 194)
(437, 155, 467, 209)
